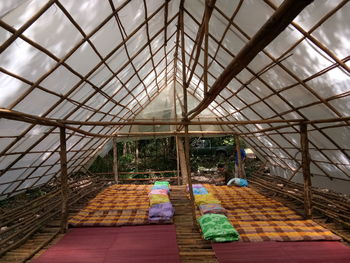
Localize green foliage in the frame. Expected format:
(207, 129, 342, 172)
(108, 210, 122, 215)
(89, 154, 113, 174)
(0, 199, 9, 208)
(121, 153, 134, 163)
(88, 138, 177, 179)
(87, 136, 250, 180)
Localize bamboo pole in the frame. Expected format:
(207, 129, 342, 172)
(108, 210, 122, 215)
(176, 26, 348, 180)
(187, 0, 313, 119)
(300, 123, 313, 219)
(203, 0, 209, 95)
(208, 5, 350, 168)
(180, 1, 197, 227)
(2, 108, 350, 127)
(184, 125, 197, 225)
(142, 0, 161, 93)
(59, 127, 68, 233)
(264, 0, 350, 75)
(164, 0, 169, 47)
(113, 138, 119, 184)
(177, 137, 188, 184)
(0, 54, 176, 195)
(186, 0, 216, 86)
(235, 135, 243, 178)
(176, 136, 181, 185)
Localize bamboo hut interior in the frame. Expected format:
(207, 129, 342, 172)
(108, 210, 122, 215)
(0, 0, 350, 262)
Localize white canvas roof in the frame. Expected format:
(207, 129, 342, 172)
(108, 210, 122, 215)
(0, 0, 349, 197)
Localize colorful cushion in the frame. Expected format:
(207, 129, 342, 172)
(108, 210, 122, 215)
(149, 194, 170, 206)
(149, 189, 168, 196)
(154, 181, 170, 188)
(195, 193, 221, 206)
(199, 204, 227, 215)
(151, 185, 170, 192)
(193, 187, 209, 195)
(198, 214, 239, 242)
(148, 202, 175, 221)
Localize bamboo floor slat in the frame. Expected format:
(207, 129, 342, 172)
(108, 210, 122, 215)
(170, 186, 218, 263)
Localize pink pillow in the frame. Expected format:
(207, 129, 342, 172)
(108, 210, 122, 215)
(149, 189, 168, 196)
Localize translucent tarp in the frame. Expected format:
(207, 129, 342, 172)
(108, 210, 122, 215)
(0, 0, 349, 197)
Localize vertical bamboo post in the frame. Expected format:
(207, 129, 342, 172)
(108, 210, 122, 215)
(176, 136, 181, 185)
(180, 1, 197, 227)
(113, 138, 119, 184)
(135, 140, 139, 165)
(184, 125, 197, 226)
(235, 134, 243, 178)
(177, 136, 188, 184)
(300, 123, 312, 218)
(59, 127, 68, 233)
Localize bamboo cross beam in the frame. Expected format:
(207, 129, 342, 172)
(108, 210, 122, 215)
(1, 109, 349, 139)
(1, 107, 348, 126)
(187, 0, 314, 120)
(1, 108, 350, 135)
(54, 116, 350, 126)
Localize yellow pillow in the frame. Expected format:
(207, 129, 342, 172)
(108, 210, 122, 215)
(150, 194, 170, 206)
(194, 193, 221, 206)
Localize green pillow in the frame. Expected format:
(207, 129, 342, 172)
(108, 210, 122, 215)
(198, 213, 239, 242)
(154, 181, 170, 187)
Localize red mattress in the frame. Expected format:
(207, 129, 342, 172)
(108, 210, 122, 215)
(32, 225, 180, 263)
(212, 241, 350, 263)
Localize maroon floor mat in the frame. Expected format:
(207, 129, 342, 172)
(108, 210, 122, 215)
(212, 241, 350, 263)
(32, 225, 180, 263)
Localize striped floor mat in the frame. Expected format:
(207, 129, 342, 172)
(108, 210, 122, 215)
(203, 184, 341, 242)
(69, 184, 151, 227)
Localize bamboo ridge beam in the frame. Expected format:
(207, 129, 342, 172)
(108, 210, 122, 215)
(187, 0, 313, 120)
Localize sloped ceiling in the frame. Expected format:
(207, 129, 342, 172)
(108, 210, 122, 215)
(0, 0, 349, 197)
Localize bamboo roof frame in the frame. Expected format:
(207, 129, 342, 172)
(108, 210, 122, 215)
(181, 5, 350, 181)
(0, 0, 349, 197)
